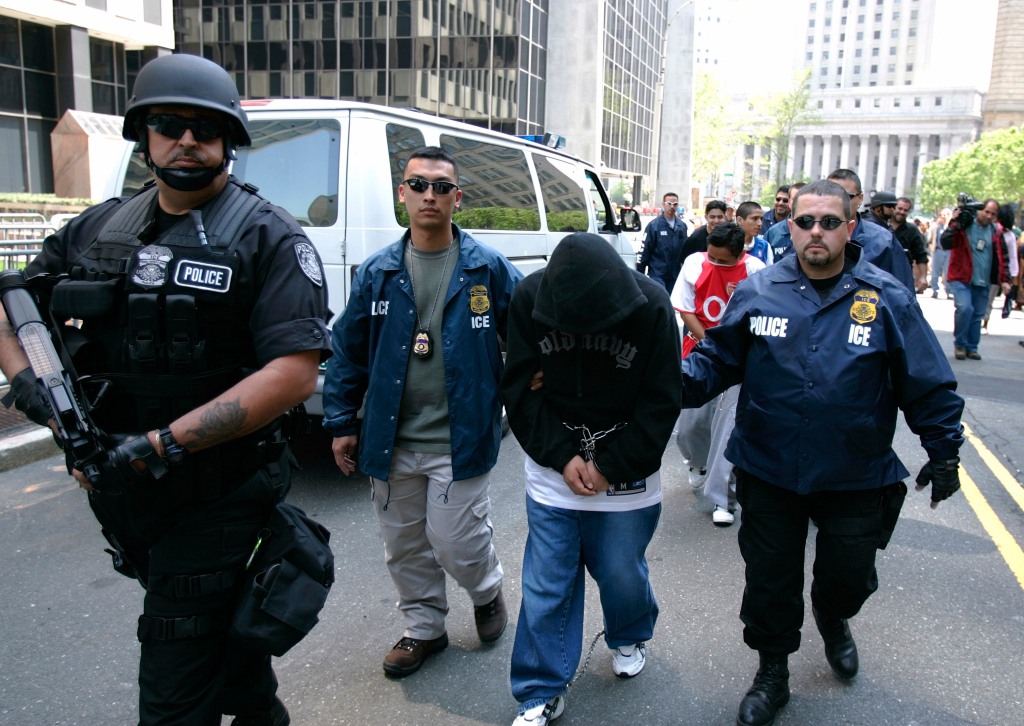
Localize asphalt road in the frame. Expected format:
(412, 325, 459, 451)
(1, 295, 1023, 725)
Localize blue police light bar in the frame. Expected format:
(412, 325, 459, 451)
(516, 133, 567, 149)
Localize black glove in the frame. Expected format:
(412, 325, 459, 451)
(1, 368, 53, 427)
(93, 434, 168, 494)
(915, 457, 961, 509)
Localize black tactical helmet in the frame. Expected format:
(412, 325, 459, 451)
(868, 190, 898, 208)
(123, 53, 251, 149)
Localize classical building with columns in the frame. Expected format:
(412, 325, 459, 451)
(722, 0, 991, 204)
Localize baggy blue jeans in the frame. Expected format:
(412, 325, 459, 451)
(950, 281, 989, 352)
(510, 496, 661, 711)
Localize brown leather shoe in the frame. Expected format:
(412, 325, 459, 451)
(474, 589, 508, 643)
(382, 633, 449, 677)
(966, 350, 982, 360)
(954, 347, 966, 360)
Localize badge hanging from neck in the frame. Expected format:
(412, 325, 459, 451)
(408, 239, 455, 360)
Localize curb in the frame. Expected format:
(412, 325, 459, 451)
(0, 426, 61, 473)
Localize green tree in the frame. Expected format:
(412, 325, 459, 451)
(691, 71, 744, 194)
(752, 68, 819, 188)
(920, 125, 1024, 213)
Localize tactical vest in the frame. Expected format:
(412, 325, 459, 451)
(50, 178, 269, 437)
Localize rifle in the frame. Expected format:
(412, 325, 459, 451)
(0, 269, 109, 486)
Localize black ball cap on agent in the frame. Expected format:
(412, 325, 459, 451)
(868, 190, 898, 208)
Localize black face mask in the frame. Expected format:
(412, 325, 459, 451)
(147, 160, 225, 191)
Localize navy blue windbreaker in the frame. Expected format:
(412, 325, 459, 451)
(681, 250, 963, 494)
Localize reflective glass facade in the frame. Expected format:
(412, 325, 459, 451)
(175, 0, 549, 135)
(602, 0, 662, 176)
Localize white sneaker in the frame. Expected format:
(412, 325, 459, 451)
(512, 696, 564, 725)
(712, 506, 735, 527)
(688, 467, 707, 489)
(611, 643, 646, 677)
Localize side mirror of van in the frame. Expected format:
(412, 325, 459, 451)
(619, 207, 641, 232)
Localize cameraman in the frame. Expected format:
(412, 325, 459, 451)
(941, 197, 1010, 360)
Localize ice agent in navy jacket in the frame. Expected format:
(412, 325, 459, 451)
(681, 179, 965, 726)
(323, 146, 522, 678)
(637, 191, 688, 292)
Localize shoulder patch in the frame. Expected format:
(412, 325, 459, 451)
(295, 242, 323, 287)
(850, 289, 879, 324)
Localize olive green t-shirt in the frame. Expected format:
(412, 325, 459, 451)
(395, 240, 459, 452)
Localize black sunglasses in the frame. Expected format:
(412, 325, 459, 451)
(793, 215, 846, 231)
(775, 196, 790, 203)
(146, 113, 226, 143)
(403, 178, 460, 195)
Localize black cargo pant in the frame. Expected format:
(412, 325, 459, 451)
(89, 463, 284, 726)
(735, 468, 887, 656)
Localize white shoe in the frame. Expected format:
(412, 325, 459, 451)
(712, 506, 735, 526)
(688, 467, 707, 489)
(611, 643, 646, 677)
(512, 696, 565, 725)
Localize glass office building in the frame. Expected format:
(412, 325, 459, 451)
(174, 0, 550, 136)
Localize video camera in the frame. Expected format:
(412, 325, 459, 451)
(955, 192, 986, 228)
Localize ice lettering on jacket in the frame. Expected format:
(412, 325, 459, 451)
(749, 316, 789, 337)
(538, 331, 639, 370)
(371, 300, 389, 316)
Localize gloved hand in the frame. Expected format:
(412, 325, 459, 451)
(1, 368, 53, 427)
(93, 434, 168, 493)
(915, 457, 961, 509)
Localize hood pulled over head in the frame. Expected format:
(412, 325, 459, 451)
(533, 232, 647, 334)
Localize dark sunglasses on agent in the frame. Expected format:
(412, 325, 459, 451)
(403, 178, 460, 195)
(146, 114, 226, 143)
(792, 215, 846, 231)
(775, 196, 790, 203)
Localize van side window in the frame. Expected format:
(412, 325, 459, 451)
(231, 119, 342, 227)
(386, 123, 426, 226)
(440, 135, 540, 231)
(533, 154, 589, 233)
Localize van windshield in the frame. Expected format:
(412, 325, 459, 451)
(232, 119, 342, 227)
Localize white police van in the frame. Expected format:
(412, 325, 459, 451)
(114, 100, 640, 415)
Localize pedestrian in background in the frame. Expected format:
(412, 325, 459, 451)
(672, 221, 765, 526)
(941, 198, 1010, 360)
(638, 192, 689, 292)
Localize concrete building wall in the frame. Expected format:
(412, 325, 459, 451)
(983, 0, 1024, 131)
(0, 0, 173, 48)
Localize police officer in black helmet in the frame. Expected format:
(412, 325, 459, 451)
(0, 54, 330, 725)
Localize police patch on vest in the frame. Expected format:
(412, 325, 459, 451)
(469, 285, 490, 314)
(132, 245, 173, 288)
(174, 259, 233, 293)
(850, 289, 879, 324)
(294, 242, 323, 287)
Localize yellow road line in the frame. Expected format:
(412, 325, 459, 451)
(963, 423, 1024, 513)
(957, 467, 1024, 591)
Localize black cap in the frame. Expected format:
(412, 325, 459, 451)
(868, 190, 898, 208)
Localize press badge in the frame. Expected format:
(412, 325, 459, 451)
(976, 238, 986, 251)
(607, 479, 647, 496)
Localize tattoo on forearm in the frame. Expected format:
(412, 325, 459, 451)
(187, 398, 248, 447)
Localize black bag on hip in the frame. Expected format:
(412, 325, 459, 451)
(231, 502, 335, 656)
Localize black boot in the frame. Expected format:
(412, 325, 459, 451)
(813, 605, 859, 680)
(231, 696, 290, 726)
(736, 653, 790, 726)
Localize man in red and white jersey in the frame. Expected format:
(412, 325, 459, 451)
(672, 221, 765, 525)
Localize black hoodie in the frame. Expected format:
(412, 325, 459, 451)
(500, 232, 683, 484)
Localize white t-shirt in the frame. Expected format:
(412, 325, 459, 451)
(524, 455, 662, 512)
